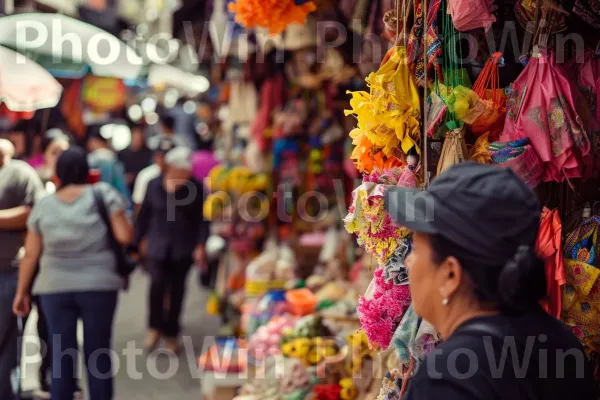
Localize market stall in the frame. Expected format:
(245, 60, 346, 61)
(193, 0, 600, 398)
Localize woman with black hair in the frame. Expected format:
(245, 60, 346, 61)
(30, 129, 72, 398)
(13, 146, 133, 400)
(384, 162, 597, 400)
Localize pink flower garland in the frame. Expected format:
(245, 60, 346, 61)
(357, 269, 412, 349)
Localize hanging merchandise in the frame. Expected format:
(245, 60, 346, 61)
(392, 305, 441, 368)
(500, 46, 592, 183)
(251, 74, 285, 150)
(426, 91, 448, 137)
(537, 207, 566, 319)
(227, 74, 259, 126)
(357, 255, 412, 349)
(573, 0, 600, 27)
(562, 215, 600, 356)
(344, 168, 415, 264)
(448, 0, 496, 31)
(567, 49, 600, 122)
(436, 126, 468, 175)
(406, 0, 444, 87)
(515, 0, 568, 35)
(468, 133, 493, 164)
(469, 52, 507, 138)
(487, 138, 545, 187)
(227, 0, 316, 35)
(345, 44, 422, 174)
(433, 6, 471, 175)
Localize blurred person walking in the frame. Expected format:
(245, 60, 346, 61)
(31, 129, 82, 398)
(87, 130, 132, 211)
(118, 124, 152, 193)
(0, 138, 45, 400)
(131, 136, 176, 211)
(13, 146, 133, 400)
(134, 146, 209, 352)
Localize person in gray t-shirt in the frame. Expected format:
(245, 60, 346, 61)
(0, 138, 45, 400)
(13, 146, 133, 400)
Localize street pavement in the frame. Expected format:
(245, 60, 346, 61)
(21, 269, 221, 399)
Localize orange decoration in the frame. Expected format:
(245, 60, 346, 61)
(350, 130, 405, 173)
(227, 0, 317, 35)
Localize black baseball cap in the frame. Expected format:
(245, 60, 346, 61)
(385, 162, 541, 264)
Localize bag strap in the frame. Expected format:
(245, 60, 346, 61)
(92, 186, 117, 245)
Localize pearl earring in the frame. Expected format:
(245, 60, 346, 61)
(442, 298, 449, 306)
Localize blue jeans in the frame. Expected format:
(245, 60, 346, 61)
(0, 269, 18, 400)
(40, 291, 118, 400)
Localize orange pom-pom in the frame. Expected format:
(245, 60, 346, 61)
(228, 0, 317, 35)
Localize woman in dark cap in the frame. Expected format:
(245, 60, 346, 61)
(384, 162, 597, 400)
(13, 146, 132, 400)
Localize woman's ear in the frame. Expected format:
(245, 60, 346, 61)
(438, 256, 464, 301)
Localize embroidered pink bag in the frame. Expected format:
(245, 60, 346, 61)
(500, 47, 592, 183)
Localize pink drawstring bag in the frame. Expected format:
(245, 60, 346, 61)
(500, 47, 592, 183)
(448, 0, 496, 32)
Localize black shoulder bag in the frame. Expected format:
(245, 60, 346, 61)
(92, 186, 136, 279)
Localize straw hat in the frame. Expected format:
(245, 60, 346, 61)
(283, 18, 318, 51)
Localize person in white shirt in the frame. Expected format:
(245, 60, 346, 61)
(132, 136, 176, 209)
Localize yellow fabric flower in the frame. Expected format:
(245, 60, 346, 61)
(345, 46, 421, 171)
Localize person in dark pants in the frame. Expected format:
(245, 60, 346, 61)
(32, 129, 82, 398)
(13, 147, 133, 400)
(135, 146, 209, 353)
(0, 139, 45, 400)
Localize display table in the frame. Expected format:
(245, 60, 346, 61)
(201, 371, 246, 400)
(199, 340, 247, 400)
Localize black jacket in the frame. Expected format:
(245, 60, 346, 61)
(134, 176, 209, 262)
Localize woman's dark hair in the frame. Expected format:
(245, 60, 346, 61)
(41, 129, 70, 154)
(428, 234, 547, 313)
(55, 146, 89, 188)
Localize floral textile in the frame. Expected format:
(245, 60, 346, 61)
(344, 170, 415, 264)
(358, 269, 412, 349)
(500, 47, 592, 183)
(562, 216, 600, 356)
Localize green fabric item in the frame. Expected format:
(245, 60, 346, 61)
(317, 300, 335, 311)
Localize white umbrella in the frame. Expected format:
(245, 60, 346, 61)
(0, 13, 145, 80)
(148, 64, 210, 95)
(0, 45, 62, 112)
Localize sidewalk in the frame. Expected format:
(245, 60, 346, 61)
(21, 269, 221, 399)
